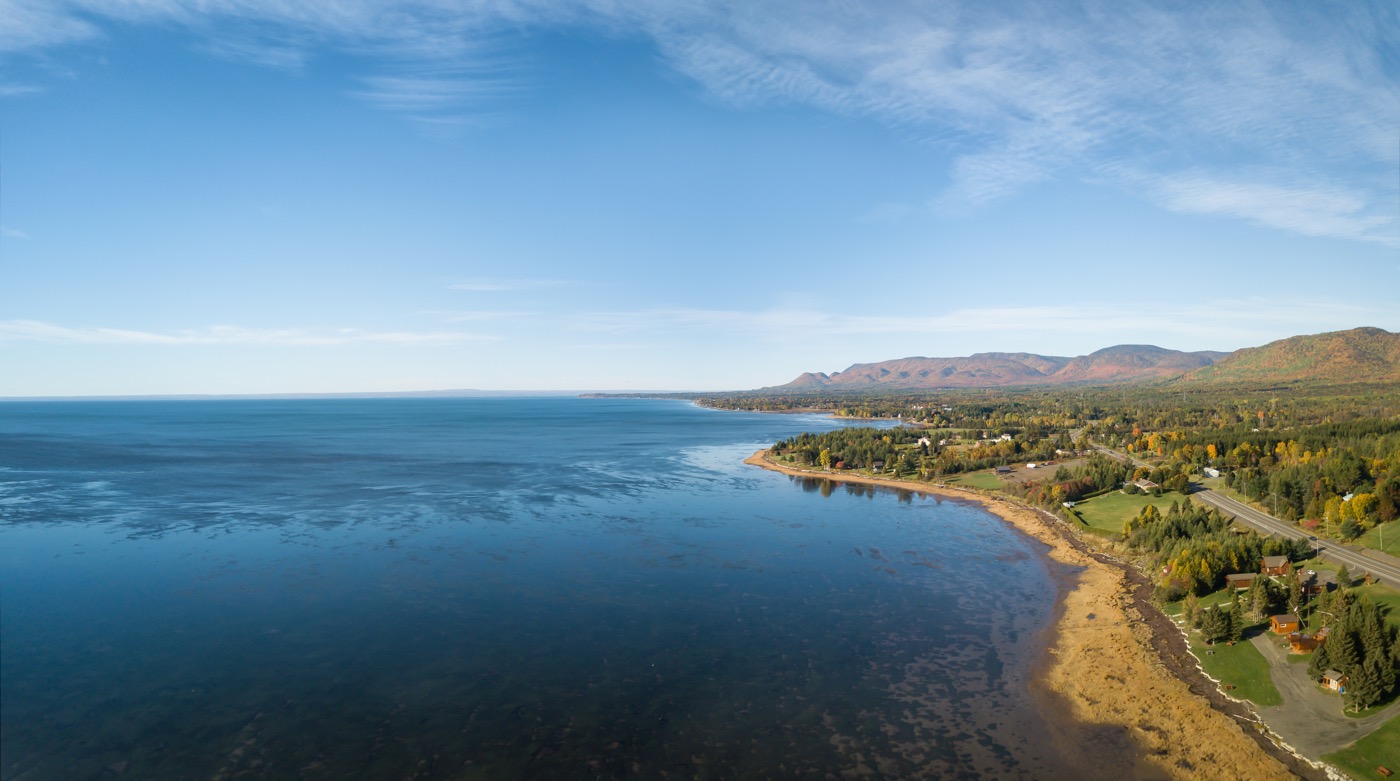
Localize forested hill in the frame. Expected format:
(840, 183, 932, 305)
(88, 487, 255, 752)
(1179, 327, 1400, 386)
(764, 328, 1397, 392)
(767, 345, 1220, 391)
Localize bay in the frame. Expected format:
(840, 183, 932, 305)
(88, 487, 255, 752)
(2, 397, 1094, 779)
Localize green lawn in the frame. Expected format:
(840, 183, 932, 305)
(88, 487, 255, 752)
(1357, 522, 1400, 558)
(1323, 714, 1400, 780)
(1186, 631, 1282, 706)
(1354, 584, 1400, 631)
(1071, 490, 1173, 537)
(947, 472, 1004, 491)
(1162, 587, 1237, 617)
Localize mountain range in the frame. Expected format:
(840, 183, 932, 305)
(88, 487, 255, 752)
(766, 327, 1399, 392)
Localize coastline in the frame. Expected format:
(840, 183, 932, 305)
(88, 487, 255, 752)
(744, 450, 1311, 780)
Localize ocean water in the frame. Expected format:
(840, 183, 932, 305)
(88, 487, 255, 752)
(2, 398, 1102, 779)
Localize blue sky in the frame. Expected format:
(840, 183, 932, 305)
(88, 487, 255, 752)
(1, 0, 1397, 395)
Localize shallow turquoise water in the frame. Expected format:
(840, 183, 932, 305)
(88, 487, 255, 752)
(2, 398, 1101, 779)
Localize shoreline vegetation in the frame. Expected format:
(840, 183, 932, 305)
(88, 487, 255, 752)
(744, 450, 1317, 780)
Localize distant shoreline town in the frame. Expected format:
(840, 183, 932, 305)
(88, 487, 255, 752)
(711, 326, 1400, 780)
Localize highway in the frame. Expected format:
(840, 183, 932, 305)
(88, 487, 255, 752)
(1192, 490, 1400, 585)
(1091, 445, 1400, 586)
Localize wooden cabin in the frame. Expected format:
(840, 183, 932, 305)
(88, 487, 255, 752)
(1225, 573, 1257, 591)
(1261, 556, 1292, 576)
(1269, 614, 1300, 634)
(1288, 626, 1330, 653)
(1322, 670, 1347, 692)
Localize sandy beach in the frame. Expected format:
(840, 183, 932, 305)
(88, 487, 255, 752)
(745, 450, 1313, 780)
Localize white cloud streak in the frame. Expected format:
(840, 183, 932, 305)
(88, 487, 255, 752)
(5, 1, 1396, 243)
(450, 278, 565, 292)
(570, 298, 1383, 351)
(0, 320, 500, 346)
(1145, 173, 1394, 246)
(425, 309, 537, 323)
(0, 0, 99, 51)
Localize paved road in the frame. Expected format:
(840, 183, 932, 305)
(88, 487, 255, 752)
(1193, 490, 1400, 585)
(1249, 632, 1400, 756)
(1092, 445, 1400, 585)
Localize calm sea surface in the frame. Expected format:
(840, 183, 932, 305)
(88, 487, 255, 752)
(2, 398, 1105, 779)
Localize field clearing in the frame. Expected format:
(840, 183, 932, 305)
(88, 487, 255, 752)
(1357, 522, 1400, 557)
(1323, 714, 1400, 781)
(946, 472, 1004, 491)
(1070, 490, 1173, 537)
(1354, 584, 1400, 631)
(1186, 630, 1282, 707)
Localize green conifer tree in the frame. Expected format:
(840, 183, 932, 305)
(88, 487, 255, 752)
(1228, 595, 1245, 642)
(1336, 564, 1352, 589)
(1344, 657, 1382, 711)
(1182, 592, 1200, 630)
(1246, 578, 1268, 621)
(1308, 639, 1332, 679)
(1286, 570, 1304, 616)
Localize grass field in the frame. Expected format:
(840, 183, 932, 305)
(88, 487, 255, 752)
(947, 472, 1004, 491)
(1162, 587, 1238, 617)
(1357, 522, 1400, 557)
(1070, 490, 1173, 537)
(1186, 630, 1282, 707)
(1354, 583, 1400, 631)
(1323, 714, 1400, 780)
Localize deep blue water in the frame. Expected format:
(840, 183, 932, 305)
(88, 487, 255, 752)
(1, 398, 1101, 779)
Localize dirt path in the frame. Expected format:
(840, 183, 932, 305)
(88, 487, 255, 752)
(1250, 633, 1400, 757)
(744, 452, 1324, 780)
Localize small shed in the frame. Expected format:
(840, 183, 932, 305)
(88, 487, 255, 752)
(1321, 670, 1347, 692)
(1225, 573, 1257, 591)
(1203, 467, 1221, 479)
(1134, 479, 1158, 491)
(1288, 632, 1318, 653)
(1270, 614, 1300, 634)
(995, 466, 1012, 475)
(1261, 556, 1292, 576)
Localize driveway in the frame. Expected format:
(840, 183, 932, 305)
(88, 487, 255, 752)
(1249, 632, 1400, 756)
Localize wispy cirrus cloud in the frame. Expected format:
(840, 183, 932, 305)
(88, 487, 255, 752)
(570, 298, 1383, 350)
(0, 0, 99, 52)
(0, 320, 499, 346)
(1141, 172, 1395, 246)
(421, 309, 537, 323)
(2, 0, 527, 120)
(6, 1, 1396, 242)
(634, 1, 1398, 236)
(450, 278, 566, 292)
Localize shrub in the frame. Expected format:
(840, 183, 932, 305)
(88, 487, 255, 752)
(1154, 582, 1187, 603)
